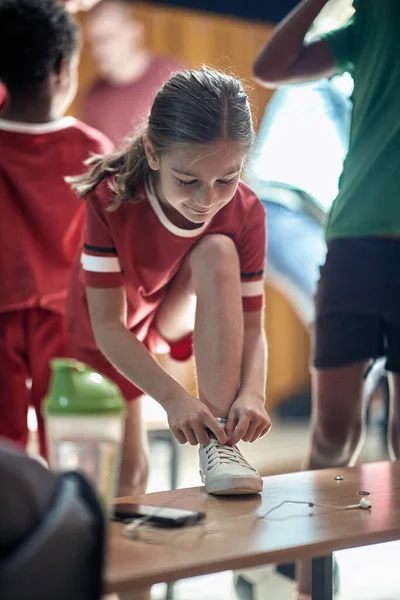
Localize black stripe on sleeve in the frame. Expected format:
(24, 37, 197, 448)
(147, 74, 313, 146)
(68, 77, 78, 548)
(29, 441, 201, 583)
(83, 243, 118, 254)
(241, 270, 264, 279)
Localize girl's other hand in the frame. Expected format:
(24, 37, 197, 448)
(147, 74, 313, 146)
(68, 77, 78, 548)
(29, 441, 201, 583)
(167, 392, 228, 447)
(226, 395, 272, 445)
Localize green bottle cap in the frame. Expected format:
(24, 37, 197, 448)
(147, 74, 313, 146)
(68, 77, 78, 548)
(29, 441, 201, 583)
(43, 359, 126, 416)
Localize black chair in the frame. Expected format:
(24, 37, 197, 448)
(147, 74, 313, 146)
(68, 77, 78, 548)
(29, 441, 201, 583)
(0, 441, 105, 600)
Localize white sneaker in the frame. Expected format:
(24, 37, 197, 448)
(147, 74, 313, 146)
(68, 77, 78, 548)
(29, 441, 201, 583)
(199, 439, 263, 495)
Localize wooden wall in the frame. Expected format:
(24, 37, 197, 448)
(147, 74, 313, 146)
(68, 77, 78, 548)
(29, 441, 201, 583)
(71, 2, 311, 411)
(71, 2, 275, 127)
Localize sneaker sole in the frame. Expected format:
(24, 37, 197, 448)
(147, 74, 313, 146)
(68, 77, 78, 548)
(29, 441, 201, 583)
(204, 476, 263, 496)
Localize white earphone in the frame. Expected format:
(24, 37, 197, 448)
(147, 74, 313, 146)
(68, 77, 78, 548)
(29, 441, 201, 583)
(345, 497, 372, 510)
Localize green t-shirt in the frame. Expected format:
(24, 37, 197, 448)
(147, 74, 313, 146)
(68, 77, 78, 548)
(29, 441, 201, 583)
(321, 0, 400, 241)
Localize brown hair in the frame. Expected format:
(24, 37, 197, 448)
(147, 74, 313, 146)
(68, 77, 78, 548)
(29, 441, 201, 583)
(69, 67, 255, 210)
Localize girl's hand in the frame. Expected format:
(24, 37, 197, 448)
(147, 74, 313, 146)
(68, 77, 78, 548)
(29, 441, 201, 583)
(226, 395, 272, 445)
(166, 392, 228, 447)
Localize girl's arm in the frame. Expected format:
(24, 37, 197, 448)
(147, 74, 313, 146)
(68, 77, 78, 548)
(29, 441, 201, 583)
(86, 286, 227, 445)
(253, 0, 336, 87)
(226, 310, 271, 445)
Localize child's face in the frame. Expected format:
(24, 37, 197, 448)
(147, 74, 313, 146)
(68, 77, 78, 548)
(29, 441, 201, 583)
(147, 140, 247, 226)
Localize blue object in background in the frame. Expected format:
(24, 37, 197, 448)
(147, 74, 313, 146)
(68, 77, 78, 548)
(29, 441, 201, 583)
(245, 76, 353, 324)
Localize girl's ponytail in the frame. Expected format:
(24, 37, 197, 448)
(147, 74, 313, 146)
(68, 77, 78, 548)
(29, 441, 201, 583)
(67, 131, 150, 210)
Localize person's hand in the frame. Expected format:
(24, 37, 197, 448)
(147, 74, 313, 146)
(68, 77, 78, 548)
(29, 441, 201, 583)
(226, 394, 272, 446)
(166, 392, 228, 447)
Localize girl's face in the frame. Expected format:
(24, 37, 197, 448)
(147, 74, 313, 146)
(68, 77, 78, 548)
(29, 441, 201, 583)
(145, 139, 247, 228)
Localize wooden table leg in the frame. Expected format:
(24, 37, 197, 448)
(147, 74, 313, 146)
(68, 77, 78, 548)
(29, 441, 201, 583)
(312, 554, 333, 600)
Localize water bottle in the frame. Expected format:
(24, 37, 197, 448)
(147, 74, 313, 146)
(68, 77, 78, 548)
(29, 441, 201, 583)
(43, 359, 126, 512)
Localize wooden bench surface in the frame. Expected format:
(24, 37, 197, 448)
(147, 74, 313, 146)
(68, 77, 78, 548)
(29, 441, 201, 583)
(107, 461, 400, 594)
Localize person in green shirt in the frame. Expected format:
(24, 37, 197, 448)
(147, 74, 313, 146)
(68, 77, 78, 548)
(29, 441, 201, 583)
(254, 0, 400, 597)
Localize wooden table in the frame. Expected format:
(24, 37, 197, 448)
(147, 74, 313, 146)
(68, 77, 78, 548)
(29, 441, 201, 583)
(107, 461, 400, 599)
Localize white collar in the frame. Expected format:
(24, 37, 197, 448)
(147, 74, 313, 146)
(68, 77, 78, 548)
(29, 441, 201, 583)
(145, 179, 209, 238)
(0, 116, 76, 134)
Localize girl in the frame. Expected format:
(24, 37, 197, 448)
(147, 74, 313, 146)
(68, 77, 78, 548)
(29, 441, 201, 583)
(67, 68, 272, 497)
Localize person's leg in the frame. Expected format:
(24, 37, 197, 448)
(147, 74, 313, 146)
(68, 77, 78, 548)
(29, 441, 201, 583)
(297, 361, 370, 597)
(385, 320, 400, 461)
(0, 311, 30, 448)
(387, 373, 400, 461)
(297, 312, 382, 597)
(306, 361, 370, 469)
(118, 396, 150, 497)
(69, 341, 150, 498)
(29, 309, 70, 458)
(156, 234, 244, 419)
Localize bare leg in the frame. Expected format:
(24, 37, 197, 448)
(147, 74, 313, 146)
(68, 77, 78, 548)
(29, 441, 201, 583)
(156, 234, 244, 418)
(118, 397, 149, 497)
(297, 361, 369, 597)
(116, 399, 151, 600)
(387, 372, 400, 461)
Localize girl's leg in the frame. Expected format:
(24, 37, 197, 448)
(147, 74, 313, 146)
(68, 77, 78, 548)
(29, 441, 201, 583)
(156, 234, 244, 418)
(118, 396, 150, 497)
(156, 234, 261, 495)
(297, 361, 369, 597)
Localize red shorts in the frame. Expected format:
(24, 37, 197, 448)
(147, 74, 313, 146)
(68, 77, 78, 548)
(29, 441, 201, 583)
(0, 308, 69, 457)
(69, 328, 193, 402)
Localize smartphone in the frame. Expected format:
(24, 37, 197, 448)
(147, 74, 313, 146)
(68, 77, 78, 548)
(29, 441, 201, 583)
(113, 503, 206, 528)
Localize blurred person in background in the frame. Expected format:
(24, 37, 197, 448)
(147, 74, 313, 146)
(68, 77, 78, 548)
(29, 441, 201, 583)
(255, 0, 400, 597)
(81, 0, 184, 146)
(0, 0, 112, 460)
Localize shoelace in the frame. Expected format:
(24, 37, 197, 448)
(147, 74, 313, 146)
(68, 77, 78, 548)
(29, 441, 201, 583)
(205, 440, 257, 472)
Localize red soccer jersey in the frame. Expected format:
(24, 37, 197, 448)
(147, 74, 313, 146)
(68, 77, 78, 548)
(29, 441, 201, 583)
(0, 116, 113, 314)
(67, 179, 266, 352)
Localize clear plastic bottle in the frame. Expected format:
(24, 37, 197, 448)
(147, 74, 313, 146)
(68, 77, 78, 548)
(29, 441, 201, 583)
(43, 359, 126, 512)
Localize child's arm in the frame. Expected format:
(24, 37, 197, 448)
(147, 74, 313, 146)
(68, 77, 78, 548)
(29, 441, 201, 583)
(86, 286, 227, 446)
(226, 310, 270, 445)
(254, 0, 337, 87)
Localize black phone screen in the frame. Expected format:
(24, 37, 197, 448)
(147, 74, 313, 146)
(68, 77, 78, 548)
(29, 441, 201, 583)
(113, 503, 206, 528)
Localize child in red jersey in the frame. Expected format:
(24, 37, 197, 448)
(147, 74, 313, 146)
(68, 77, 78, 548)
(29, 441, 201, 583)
(67, 68, 272, 498)
(0, 0, 113, 457)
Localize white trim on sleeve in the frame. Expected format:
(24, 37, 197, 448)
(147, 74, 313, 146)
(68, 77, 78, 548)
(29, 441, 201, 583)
(81, 253, 121, 273)
(241, 280, 265, 297)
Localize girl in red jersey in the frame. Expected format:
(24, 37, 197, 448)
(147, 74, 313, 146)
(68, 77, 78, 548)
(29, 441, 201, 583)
(67, 68, 271, 498)
(0, 0, 112, 458)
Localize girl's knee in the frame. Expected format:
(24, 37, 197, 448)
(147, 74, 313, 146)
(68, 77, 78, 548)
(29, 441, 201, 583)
(190, 235, 239, 274)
